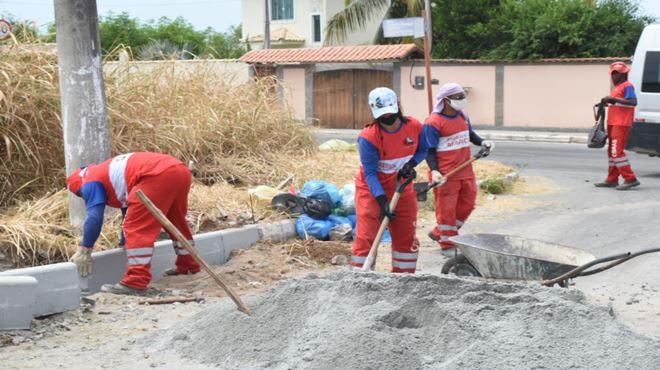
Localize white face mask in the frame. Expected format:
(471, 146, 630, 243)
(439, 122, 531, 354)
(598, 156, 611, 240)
(448, 98, 467, 111)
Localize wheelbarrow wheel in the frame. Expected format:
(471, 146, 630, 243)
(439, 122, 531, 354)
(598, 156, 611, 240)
(441, 254, 481, 277)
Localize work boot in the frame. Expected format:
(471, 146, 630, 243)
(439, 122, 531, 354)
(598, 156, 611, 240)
(428, 231, 440, 242)
(162, 267, 199, 277)
(616, 179, 640, 190)
(101, 283, 148, 296)
(594, 181, 618, 188)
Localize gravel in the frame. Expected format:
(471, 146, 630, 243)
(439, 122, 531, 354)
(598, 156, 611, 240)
(147, 272, 660, 369)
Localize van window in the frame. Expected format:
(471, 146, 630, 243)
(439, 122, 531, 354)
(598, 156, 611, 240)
(642, 51, 660, 93)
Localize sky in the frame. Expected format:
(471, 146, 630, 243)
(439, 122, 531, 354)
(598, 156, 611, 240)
(0, 0, 659, 35)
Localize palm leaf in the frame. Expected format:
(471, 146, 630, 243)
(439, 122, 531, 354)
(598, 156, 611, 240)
(325, 0, 391, 45)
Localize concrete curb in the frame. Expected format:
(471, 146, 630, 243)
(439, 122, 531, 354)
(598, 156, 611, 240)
(0, 221, 290, 330)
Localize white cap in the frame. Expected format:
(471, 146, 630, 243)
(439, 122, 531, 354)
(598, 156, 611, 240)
(368, 87, 399, 119)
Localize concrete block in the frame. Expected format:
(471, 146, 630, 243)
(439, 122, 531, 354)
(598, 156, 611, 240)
(0, 263, 80, 317)
(219, 225, 260, 260)
(259, 220, 296, 242)
(0, 276, 38, 330)
(79, 248, 126, 294)
(150, 240, 176, 281)
(193, 231, 226, 266)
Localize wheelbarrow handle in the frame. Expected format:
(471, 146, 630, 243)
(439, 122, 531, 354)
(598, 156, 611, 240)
(541, 247, 660, 286)
(361, 176, 414, 272)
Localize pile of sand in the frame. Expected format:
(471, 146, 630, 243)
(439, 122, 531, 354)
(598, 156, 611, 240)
(147, 272, 660, 369)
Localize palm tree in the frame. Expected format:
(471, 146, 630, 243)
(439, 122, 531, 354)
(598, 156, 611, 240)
(324, 0, 423, 45)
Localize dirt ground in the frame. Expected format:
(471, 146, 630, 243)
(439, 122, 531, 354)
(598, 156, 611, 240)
(1, 174, 658, 369)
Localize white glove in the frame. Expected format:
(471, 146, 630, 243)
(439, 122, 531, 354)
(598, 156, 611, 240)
(70, 247, 93, 277)
(482, 140, 494, 151)
(431, 170, 446, 186)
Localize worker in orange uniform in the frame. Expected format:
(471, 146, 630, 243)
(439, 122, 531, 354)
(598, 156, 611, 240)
(351, 87, 427, 273)
(66, 152, 200, 295)
(424, 83, 493, 256)
(594, 61, 640, 190)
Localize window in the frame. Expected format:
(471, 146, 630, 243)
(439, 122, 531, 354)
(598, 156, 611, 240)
(642, 51, 660, 93)
(271, 0, 294, 21)
(312, 14, 322, 43)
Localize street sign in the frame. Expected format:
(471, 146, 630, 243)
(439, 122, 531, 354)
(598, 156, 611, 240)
(383, 17, 424, 38)
(0, 19, 12, 41)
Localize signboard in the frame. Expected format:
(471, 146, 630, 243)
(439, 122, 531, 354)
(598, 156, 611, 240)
(383, 17, 424, 38)
(0, 19, 12, 41)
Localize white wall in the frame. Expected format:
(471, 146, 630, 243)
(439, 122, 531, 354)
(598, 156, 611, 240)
(103, 59, 250, 86)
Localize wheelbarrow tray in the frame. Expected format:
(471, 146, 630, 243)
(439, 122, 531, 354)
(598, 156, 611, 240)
(449, 234, 596, 281)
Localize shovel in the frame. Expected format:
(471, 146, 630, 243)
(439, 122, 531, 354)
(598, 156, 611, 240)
(416, 147, 490, 197)
(362, 175, 415, 271)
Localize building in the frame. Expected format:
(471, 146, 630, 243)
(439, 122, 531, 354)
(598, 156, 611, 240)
(241, 0, 386, 49)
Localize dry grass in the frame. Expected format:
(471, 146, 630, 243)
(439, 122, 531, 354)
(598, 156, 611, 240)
(0, 44, 315, 207)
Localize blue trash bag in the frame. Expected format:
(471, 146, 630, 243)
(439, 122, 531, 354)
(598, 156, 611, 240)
(300, 180, 341, 208)
(347, 214, 357, 229)
(296, 215, 333, 240)
(381, 228, 392, 243)
(328, 215, 352, 228)
(339, 184, 356, 215)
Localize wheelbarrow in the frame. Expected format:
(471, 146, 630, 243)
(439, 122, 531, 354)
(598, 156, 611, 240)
(442, 234, 660, 287)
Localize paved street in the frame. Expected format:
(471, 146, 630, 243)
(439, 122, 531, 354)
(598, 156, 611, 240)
(315, 130, 660, 337)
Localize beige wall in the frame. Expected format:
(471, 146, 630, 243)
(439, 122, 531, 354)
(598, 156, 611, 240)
(104, 59, 250, 86)
(503, 64, 609, 128)
(400, 65, 497, 125)
(282, 67, 307, 120)
(242, 0, 384, 48)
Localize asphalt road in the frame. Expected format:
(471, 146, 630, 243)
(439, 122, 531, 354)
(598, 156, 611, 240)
(316, 131, 660, 337)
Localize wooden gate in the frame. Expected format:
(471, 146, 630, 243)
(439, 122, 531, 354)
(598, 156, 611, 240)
(313, 69, 393, 128)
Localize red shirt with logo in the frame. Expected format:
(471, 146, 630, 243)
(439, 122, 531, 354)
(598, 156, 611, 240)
(424, 113, 475, 180)
(607, 81, 636, 127)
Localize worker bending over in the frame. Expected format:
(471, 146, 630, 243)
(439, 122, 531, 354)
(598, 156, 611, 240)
(66, 152, 200, 295)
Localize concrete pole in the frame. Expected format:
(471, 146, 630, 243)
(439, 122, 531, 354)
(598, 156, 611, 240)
(424, 0, 432, 53)
(264, 0, 271, 49)
(54, 0, 111, 226)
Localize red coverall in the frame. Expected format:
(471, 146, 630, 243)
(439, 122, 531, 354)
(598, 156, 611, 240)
(68, 152, 200, 289)
(606, 81, 637, 183)
(351, 119, 422, 273)
(425, 113, 478, 251)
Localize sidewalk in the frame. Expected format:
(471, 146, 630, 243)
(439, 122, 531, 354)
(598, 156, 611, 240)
(314, 128, 587, 144)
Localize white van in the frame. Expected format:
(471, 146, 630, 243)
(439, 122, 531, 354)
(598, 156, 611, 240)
(628, 24, 660, 156)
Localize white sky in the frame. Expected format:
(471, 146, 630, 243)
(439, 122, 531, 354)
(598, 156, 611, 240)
(0, 0, 658, 34)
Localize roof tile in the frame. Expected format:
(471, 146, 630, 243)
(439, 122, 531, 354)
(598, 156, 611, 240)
(239, 44, 422, 64)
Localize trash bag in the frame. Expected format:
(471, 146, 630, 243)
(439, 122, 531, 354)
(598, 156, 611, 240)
(318, 139, 356, 152)
(588, 102, 608, 149)
(328, 215, 352, 228)
(329, 224, 353, 241)
(301, 197, 332, 220)
(339, 183, 356, 215)
(248, 186, 282, 207)
(271, 193, 304, 215)
(381, 228, 392, 243)
(347, 214, 357, 229)
(300, 180, 341, 208)
(296, 215, 332, 240)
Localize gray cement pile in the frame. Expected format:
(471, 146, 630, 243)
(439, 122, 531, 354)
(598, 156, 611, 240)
(147, 272, 660, 369)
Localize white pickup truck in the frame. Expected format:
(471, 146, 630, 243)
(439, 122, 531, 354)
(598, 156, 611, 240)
(627, 24, 660, 156)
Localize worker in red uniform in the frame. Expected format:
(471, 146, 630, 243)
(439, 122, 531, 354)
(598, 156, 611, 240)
(66, 152, 200, 295)
(351, 87, 427, 273)
(424, 83, 493, 256)
(594, 61, 640, 190)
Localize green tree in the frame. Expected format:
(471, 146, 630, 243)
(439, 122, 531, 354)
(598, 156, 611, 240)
(202, 25, 246, 59)
(98, 12, 150, 55)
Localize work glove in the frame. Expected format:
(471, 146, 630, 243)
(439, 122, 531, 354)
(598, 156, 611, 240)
(70, 247, 93, 277)
(482, 140, 494, 151)
(431, 170, 447, 186)
(375, 195, 396, 222)
(397, 159, 417, 180)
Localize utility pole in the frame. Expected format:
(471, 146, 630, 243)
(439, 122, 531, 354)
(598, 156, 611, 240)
(264, 0, 271, 49)
(54, 0, 111, 226)
(422, 10, 433, 114)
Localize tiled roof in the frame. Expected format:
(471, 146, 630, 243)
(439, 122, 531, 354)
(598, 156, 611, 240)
(246, 28, 305, 43)
(239, 43, 422, 64)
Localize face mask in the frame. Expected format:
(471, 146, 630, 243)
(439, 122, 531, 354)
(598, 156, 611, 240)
(448, 98, 467, 111)
(378, 114, 399, 126)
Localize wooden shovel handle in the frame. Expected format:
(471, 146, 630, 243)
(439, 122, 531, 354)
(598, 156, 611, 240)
(136, 190, 252, 316)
